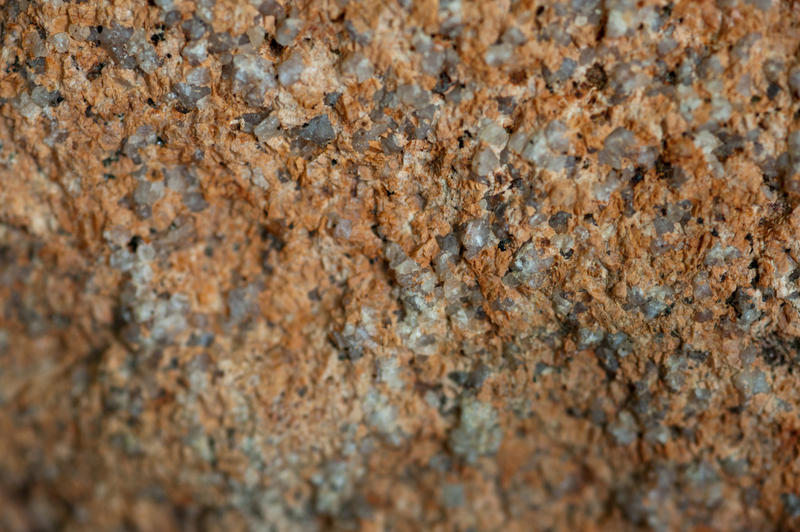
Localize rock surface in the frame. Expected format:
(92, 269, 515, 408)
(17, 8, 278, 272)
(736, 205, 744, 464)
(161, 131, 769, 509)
(1, 0, 800, 530)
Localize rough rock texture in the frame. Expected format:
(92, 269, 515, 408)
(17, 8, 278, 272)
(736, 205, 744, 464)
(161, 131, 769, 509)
(2, 0, 800, 530)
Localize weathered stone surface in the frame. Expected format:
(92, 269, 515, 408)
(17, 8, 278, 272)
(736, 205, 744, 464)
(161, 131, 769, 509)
(1, 0, 800, 530)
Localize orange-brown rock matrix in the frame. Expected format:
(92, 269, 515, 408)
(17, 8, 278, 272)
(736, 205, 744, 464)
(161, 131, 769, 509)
(2, 0, 800, 529)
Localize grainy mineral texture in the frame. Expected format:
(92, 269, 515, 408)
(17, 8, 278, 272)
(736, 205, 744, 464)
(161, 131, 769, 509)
(2, 0, 800, 530)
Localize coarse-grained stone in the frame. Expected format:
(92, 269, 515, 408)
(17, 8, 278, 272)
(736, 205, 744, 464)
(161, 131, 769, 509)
(1, 1, 800, 530)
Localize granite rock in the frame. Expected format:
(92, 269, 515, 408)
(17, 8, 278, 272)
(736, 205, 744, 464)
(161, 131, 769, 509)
(1, 0, 800, 530)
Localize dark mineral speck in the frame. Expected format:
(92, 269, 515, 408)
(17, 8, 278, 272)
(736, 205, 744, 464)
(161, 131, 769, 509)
(299, 114, 336, 146)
